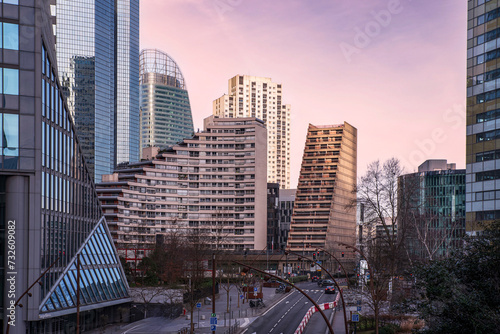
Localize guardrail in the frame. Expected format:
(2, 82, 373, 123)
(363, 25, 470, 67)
(294, 293, 340, 334)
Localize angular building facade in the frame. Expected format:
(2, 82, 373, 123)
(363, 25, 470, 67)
(287, 123, 357, 257)
(0, 2, 130, 333)
(398, 160, 465, 262)
(54, 0, 140, 182)
(466, 0, 500, 234)
(97, 116, 267, 269)
(139, 49, 194, 156)
(213, 75, 291, 189)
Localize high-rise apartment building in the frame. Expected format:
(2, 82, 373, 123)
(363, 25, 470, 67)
(287, 123, 357, 256)
(54, 0, 140, 182)
(0, 2, 130, 332)
(213, 75, 291, 189)
(465, 0, 500, 234)
(97, 116, 267, 268)
(139, 49, 194, 156)
(399, 160, 465, 262)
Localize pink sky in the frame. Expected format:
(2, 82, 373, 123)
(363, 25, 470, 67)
(140, 0, 466, 188)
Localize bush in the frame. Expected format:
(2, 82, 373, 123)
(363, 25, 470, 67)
(378, 324, 400, 334)
(289, 275, 308, 283)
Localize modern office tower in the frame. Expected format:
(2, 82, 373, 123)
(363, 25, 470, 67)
(287, 123, 357, 256)
(267, 183, 280, 251)
(278, 189, 296, 251)
(139, 49, 194, 156)
(399, 160, 465, 262)
(213, 75, 291, 189)
(54, 0, 140, 182)
(97, 116, 267, 268)
(466, 0, 500, 235)
(0, 2, 130, 333)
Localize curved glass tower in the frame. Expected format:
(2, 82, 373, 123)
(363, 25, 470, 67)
(139, 49, 194, 156)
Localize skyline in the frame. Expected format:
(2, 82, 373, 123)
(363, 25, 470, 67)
(141, 0, 466, 188)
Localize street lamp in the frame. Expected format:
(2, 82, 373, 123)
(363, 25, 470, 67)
(233, 260, 335, 334)
(289, 251, 349, 334)
(316, 247, 351, 289)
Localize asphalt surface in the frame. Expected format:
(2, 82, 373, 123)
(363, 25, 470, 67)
(86, 281, 347, 334)
(243, 282, 338, 334)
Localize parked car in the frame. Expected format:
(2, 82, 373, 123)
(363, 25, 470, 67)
(317, 279, 323, 286)
(325, 286, 336, 294)
(321, 279, 334, 287)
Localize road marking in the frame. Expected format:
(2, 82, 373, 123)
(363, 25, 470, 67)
(123, 324, 143, 334)
(261, 290, 295, 317)
(286, 301, 289, 304)
(240, 318, 250, 328)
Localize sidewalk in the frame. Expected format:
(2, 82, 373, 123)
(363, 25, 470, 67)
(87, 284, 290, 333)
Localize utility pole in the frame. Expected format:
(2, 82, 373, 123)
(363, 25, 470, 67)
(212, 253, 216, 334)
(76, 254, 81, 334)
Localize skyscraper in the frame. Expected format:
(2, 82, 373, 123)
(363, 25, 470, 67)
(139, 49, 194, 155)
(287, 123, 357, 256)
(466, 0, 500, 235)
(54, 0, 140, 182)
(1, 2, 130, 332)
(213, 75, 291, 189)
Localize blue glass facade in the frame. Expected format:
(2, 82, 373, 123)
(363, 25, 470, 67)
(56, 0, 139, 183)
(399, 169, 466, 261)
(0, 2, 130, 332)
(41, 219, 129, 313)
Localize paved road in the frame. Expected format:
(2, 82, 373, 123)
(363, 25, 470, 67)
(243, 282, 338, 334)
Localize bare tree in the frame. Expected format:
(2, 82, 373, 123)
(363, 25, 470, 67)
(352, 158, 417, 334)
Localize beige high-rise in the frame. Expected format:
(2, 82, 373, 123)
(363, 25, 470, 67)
(287, 122, 357, 255)
(213, 75, 291, 189)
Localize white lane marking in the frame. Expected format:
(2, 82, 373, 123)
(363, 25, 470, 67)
(240, 318, 250, 328)
(261, 290, 296, 317)
(123, 324, 143, 334)
(286, 301, 290, 304)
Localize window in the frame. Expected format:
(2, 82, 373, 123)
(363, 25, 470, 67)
(1, 23, 18, 50)
(1, 0, 19, 5)
(1, 68, 19, 95)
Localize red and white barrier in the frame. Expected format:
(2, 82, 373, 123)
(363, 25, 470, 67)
(294, 291, 341, 334)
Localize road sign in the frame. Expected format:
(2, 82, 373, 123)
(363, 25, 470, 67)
(352, 314, 360, 322)
(254, 287, 258, 292)
(210, 317, 218, 325)
(240, 294, 244, 299)
(210, 325, 217, 331)
(196, 302, 201, 308)
(357, 306, 362, 312)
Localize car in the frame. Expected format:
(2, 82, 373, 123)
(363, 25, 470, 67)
(325, 286, 336, 294)
(321, 279, 334, 287)
(317, 279, 323, 286)
(311, 276, 319, 282)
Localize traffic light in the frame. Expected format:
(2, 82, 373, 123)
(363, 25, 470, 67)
(312, 252, 316, 260)
(341, 252, 344, 258)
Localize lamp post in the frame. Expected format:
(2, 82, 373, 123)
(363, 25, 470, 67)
(289, 251, 349, 334)
(233, 260, 335, 334)
(6, 257, 61, 334)
(316, 247, 351, 289)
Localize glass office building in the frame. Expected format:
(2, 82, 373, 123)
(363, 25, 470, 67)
(0, 2, 130, 333)
(399, 160, 465, 262)
(139, 49, 194, 155)
(55, 0, 139, 182)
